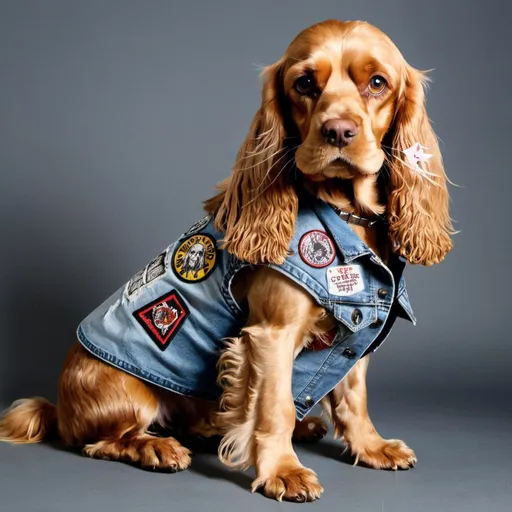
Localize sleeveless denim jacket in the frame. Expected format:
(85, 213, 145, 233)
(77, 195, 416, 420)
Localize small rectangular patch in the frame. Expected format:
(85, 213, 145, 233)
(125, 251, 167, 299)
(327, 265, 365, 296)
(133, 290, 189, 351)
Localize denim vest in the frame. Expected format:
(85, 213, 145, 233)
(77, 196, 415, 420)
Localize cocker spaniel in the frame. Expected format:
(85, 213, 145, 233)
(0, 20, 453, 502)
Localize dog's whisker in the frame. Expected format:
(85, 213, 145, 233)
(243, 155, 297, 206)
(240, 144, 299, 174)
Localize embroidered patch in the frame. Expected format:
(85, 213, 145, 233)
(133, 290, 189, 351)
(299, 230, 336, 268)
(182, 214, 213, 237)
(327, 265, 365, 296)
(125, 251, 167, 298)
(172, 233, 217, 283)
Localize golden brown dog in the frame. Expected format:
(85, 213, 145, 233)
(0, 20, 452, 502)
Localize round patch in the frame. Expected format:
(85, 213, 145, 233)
(182, 214, 213, 237)
(153, 304, 179, 334)
(299, 230, 336, 268)
(172, 233, 217, 282)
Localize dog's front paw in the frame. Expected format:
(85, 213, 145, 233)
(348, 437, 417, 470)
(252, 466, 323, 502)
(293, 416, 328, 443)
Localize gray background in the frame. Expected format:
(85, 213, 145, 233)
(0, 0, 510, 511)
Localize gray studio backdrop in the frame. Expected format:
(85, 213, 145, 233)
(0, 0, 510, 415)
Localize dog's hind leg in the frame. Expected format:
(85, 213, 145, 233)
(58, 343, 191, 472)
(82, 434, 191, 472)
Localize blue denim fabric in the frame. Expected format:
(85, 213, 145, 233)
(77, 195, 415, 420)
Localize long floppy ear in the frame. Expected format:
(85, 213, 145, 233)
(204, 60, 298, 265)
(386, 66, 454, 266)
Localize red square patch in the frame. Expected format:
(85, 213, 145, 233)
(133, 290, 189, 351)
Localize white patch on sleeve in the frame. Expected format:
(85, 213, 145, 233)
(327, 265, 365, 296)
(124, 248, 169, 300)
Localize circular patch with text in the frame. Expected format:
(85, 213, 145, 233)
(172, 233, 217, 283)
(299, 230, 336, 268)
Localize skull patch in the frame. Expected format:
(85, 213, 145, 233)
(172, 234, 217, 282)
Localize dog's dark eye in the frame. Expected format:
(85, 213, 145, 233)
(294, 73, 317, 95)
(368, 75, 387, 95)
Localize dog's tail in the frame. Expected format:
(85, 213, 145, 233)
(0, 397, 57, 444)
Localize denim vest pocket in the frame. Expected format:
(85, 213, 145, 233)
(329, 301, 378, 332)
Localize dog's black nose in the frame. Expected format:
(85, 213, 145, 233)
(322, 118, 359, 147)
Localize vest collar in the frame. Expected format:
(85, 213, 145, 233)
(331, 206, 385, 228)
(308, 195, 374, 263)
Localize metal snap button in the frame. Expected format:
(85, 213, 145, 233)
(370, 318, 384, 329)
(378, 288, 389, 299)
(351, 308, 363, 325)
(342, 348, 356, 359)
(304, 396, 315, 407)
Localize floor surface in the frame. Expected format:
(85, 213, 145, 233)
(1, 397, 510, 512)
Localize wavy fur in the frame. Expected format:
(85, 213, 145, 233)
(216, 335, 255, 469)
(0, 397, 57, 444)
(207, 61, 298, 265)
(386, 66, 454, 265)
